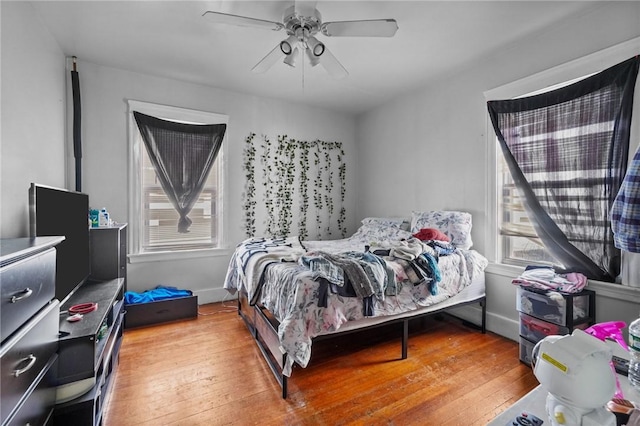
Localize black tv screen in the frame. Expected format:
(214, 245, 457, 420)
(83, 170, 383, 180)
(29, 183, 90, 304)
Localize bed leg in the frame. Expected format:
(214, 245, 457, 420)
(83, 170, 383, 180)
(402, 319, 408, 359)
(282, 375, 288, 399)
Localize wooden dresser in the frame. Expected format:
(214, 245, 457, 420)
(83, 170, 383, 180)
(0, 237, 63, 426)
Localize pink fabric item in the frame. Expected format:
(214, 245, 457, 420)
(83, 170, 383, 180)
(512, 270, 589, 294)
(412, 227, 450, 242)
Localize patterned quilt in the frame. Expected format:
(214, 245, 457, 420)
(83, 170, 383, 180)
(224, 232, 488, 376)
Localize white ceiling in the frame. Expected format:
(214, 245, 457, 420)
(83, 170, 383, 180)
(29, 1, 605, 115)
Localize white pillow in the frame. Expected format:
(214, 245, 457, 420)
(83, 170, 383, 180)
(351, 223, 413, 244)
(361, 217, 410, 231)
(411, 210, 473, 249)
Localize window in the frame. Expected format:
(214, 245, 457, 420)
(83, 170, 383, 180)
(498, 152, 556, 266)
(127, 100, 228, 261)
(484, 37, 640, 282)
(497, 77, 593, 267)
(141, 150, 220, 250)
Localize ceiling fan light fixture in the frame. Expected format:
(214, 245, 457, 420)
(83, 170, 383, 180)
(305, 47, 321, 67)
(283, 46, 299, 67)
(306, 35, 325, 57)
(279, 34, 298, 55)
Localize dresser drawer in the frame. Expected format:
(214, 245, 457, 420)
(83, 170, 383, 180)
(1, 247, 56, 342)
(4, 354, 57, 426)
(0, 300, 59, 425)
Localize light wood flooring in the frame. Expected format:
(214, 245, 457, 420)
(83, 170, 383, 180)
(103, 301, 538, 425)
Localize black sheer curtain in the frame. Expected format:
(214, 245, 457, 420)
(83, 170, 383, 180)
(487, 56, 640, 282)
(133, 111, 227, 233)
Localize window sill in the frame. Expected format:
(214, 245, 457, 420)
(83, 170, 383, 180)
(128, 247, 232, 264)
(485, 262, 525, 278)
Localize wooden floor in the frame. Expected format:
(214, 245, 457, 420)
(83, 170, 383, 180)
(103, 301, 539, 425)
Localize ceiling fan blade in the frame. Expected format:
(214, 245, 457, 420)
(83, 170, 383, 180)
(321, 19, 398, 37)
(251, 44, 285, 73)
(319, 47, 348, 79)
(202, 11, 284, 31)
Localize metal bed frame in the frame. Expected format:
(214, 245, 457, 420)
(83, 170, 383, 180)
(236, 289, 486, 399)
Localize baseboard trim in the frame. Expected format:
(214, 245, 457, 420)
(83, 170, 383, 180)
(192, 287, 234, 305)
(447, 304, 519, 342)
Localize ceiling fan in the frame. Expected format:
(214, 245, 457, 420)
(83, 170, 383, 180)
(202, 2, 398, 79)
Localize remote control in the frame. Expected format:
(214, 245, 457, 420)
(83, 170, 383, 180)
(507, 411, 543, 426)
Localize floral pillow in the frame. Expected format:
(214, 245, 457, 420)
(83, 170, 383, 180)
(410, 210, 473, 249)
(351, 223, 413, 244)
(361, 217, 410, 231)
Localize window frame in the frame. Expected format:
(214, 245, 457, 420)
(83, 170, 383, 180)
(127, 100, 229, 263)
(484, 37, 640, 280)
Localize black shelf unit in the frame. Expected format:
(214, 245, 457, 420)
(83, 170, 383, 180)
(54, 224, 127, 426)
(89, 224, 127, 283)
(56, 279, 125, 384)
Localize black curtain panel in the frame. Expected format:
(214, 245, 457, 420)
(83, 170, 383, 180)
(487, 56, 640, 281)
(71, 59, 82, 192)
(133, 111, 226, 233)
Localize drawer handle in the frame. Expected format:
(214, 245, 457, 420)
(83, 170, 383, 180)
(10, 287, 33, 303)
(13, 354, 37, 377)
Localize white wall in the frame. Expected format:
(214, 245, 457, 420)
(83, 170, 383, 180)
(1, 1, 67, 238)
(356, 2, 640, 340)
(3, 1, 639, 341)
(1, 2, 357, 304)
(70, 61, 357, 303)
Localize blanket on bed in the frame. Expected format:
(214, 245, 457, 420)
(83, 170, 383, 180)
(225, 235, 305, 305)
(224, 232, 488, 376)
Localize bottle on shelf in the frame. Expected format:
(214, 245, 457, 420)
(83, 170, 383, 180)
(89, 209, 99, 228)
(99, 207, 110, 227)
(629, 315, 640, 391)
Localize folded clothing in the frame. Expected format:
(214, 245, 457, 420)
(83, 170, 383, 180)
(512, 266, 588, 293)
(412, 227, 450, 242)
(124, 285, 192, 305)
(389, 237, 428, 261)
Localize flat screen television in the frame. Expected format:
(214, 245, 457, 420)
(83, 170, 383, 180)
(29, 183, 91, 305)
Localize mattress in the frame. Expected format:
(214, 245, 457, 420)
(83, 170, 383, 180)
(326, 272, 485, 334)
(225, 229, 488, 376)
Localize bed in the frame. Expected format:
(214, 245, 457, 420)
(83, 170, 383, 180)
(224, 211, 489, 398)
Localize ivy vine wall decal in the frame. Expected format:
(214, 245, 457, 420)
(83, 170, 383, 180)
(242, 133, 257, 237)
(242, 133, 347, 240)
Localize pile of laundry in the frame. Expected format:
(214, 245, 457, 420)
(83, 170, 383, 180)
(512, 265, 588, 294)
(124, 285, 192, 304)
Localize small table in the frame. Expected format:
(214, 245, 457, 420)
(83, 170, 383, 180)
(489, 373, 640, 425)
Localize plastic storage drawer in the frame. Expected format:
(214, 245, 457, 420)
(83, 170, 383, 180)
(519, 336, 536, 366)
(516, 286, 593, 327)
(519, 312, 570, 343)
